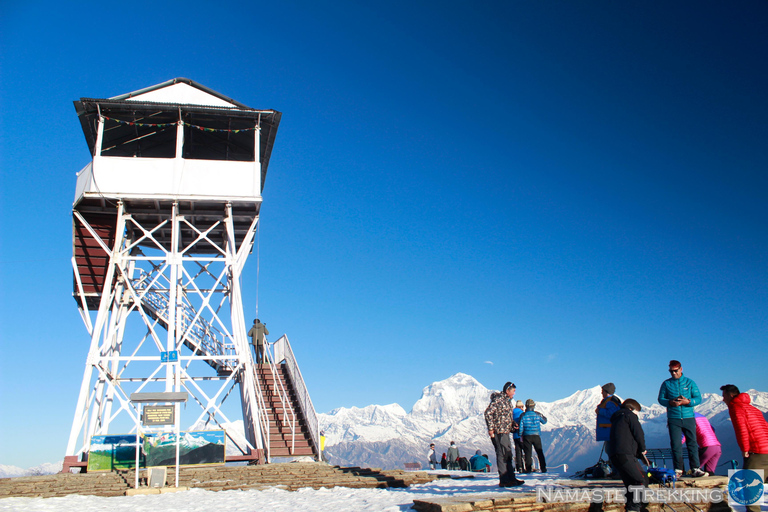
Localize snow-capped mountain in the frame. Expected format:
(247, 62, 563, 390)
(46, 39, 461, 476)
(0, 462, 62, 478)
(320, 373, 768, 474)
(320, 373, 496, 469)
(5, 376, 765, 477)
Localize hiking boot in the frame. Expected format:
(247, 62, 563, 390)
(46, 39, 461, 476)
(674, 469, 683, 479)
(500, 478, 525, 487)
(691, 468, 708, 477)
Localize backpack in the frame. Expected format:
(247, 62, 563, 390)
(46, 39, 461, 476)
(648, 467, 677, 485)
(580, 459, 613, 479)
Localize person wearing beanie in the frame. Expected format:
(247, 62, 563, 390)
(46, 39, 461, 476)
(658, 359, 706, 477)
(596, 382, 622, 442)
(247, 318, 269, 363)
(447, 441, 460, 470)
(512, 400, 525, 472)
(484, 382, 524, 487)
(608, 399, 648, 512)
(519, 399, 548, 473)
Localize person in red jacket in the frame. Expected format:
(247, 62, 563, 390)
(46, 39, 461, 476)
(721, 384, 768, 512)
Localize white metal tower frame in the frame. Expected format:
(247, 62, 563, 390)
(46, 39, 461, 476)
(66, 199, 270, 462)
(63, 80, 314, 471)
(65, 78, 280, 466)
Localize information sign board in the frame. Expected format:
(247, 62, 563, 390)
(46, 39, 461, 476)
(143, 405, 175, 426)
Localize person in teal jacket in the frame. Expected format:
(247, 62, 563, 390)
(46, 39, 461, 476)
(657, 359, 706, 477)
(470, 450, 492, 472)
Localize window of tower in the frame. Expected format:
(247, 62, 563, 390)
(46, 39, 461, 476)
(182, 113, 256, 162)
(100, 111, 178, 158)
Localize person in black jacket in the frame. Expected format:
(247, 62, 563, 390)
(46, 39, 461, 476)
(608, 399, 649, 512)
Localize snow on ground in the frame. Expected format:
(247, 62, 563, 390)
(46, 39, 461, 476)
(1, 470, 765, 512)
(0, 471, 562, 512)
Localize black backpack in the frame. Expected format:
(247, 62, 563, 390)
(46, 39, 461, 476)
(581, 459, 613, 479)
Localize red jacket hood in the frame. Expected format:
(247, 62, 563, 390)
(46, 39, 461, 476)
(732, 393, 752, 406)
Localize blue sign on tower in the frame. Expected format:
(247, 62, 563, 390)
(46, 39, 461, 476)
(160, 351, 179, 363)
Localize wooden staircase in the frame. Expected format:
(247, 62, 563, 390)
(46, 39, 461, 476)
(256, 364, 317, 458)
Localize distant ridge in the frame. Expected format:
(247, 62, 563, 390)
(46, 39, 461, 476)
(5, 376, 766, 476)
(320, 373, 768, 473)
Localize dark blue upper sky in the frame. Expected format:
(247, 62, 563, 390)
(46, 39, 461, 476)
(1, 0, 766, 467)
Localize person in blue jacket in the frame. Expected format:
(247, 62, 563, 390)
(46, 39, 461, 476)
(512, 400, 525, 472)
(470, 450, 492, 472)
(657, 359, 707, 477)
(519, 399, 548, 473)
(596, 382, 621, 443)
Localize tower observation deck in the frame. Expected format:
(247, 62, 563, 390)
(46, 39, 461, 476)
(65, 79, 319, 472)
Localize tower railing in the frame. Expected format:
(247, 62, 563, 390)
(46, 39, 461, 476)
(273, 335, 319, 459)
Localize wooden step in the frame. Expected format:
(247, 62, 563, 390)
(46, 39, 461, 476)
(268, 446, 315, 456)
(0, 463, 438, 498)
(269, 431, 312, 442)
(261, 398, 298, 408)
(269, 426, 309, 435)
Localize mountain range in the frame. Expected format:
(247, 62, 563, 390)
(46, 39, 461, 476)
(4, 373, 765, 478)
(319, 373, 768, 475)
(0, 462, 63, 479)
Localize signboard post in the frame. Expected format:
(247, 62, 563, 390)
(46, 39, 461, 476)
(130, 392, 188, 488)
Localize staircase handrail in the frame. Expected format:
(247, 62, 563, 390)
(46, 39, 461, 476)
(250, 362, 271, 461)
(272, 335, 319, 459)
(263, 339, 296, 455)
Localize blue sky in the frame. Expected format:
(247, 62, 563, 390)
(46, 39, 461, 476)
(1, 1, 766, 468)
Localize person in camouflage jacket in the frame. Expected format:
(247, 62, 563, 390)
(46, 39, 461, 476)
(485, 392, 515, 435)
(484, 382, 524, 487)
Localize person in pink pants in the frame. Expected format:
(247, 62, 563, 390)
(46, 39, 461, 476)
(694, 412, 721, 474)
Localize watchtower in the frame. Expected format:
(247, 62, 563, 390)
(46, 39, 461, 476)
(64, 79, 318, 471)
